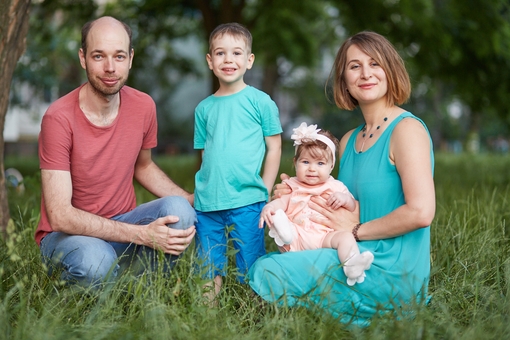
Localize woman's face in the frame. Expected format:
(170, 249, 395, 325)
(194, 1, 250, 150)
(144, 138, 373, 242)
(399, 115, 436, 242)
(344, 44, 388, 106)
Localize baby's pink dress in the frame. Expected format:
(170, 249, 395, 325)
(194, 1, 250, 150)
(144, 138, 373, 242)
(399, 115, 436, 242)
(269, 176, 352, 251)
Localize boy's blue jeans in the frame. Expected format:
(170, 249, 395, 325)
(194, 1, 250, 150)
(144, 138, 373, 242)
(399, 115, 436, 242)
(40, 196, 197, 288)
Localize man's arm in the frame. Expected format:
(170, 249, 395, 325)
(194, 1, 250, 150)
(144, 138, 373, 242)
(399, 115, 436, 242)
(41, 169, 194, 254)
(134, 149, 194, 206)
(262, 134, 282, 197)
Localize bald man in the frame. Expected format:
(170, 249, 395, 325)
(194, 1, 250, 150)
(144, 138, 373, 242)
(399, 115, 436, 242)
(36, 16, 196, 288)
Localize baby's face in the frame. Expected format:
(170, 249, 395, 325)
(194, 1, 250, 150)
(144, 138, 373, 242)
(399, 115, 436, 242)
(295, 149, 333, 186)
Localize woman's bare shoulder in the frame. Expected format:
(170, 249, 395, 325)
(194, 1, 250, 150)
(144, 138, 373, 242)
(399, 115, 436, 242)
(339, 128, 357, 157)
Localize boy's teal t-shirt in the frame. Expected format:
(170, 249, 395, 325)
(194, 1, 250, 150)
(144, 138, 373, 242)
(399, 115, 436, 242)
(194, 86, 282, 212)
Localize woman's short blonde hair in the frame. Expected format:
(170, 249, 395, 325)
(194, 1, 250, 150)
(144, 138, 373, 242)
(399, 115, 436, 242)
(329, 31, 411, 111)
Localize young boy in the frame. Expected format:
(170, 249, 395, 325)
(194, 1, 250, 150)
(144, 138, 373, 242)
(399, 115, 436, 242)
(193, 23, 282, 299)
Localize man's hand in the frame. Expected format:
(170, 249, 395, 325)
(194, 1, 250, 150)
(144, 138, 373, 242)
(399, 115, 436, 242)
(142, 216, 196, 255)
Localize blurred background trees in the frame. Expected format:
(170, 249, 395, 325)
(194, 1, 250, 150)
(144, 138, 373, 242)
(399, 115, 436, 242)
(1, 0, 30, 233)
(8, 0, 510, 153)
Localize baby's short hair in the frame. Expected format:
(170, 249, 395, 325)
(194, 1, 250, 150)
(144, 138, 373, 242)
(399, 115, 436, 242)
(295, 130, 339, 164)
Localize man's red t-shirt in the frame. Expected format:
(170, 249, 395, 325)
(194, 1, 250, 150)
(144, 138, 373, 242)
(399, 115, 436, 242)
(35, 84, 158, 245)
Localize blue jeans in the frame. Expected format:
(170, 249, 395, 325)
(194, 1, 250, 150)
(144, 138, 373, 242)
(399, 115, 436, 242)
(40, 196, 197, 288)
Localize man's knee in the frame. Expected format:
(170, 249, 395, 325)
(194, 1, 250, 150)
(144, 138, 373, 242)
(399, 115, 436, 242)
(159, 196, 197, 230)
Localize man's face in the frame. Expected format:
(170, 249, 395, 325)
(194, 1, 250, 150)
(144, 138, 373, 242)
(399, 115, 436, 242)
(79, 19, 133, 97)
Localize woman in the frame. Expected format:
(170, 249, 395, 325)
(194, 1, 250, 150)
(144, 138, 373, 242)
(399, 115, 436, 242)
(248, 31, 435, 326)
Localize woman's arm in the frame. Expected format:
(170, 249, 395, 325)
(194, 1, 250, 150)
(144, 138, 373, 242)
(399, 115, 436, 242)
(338, 129, 355, 159)
(309, 118, 435, 240)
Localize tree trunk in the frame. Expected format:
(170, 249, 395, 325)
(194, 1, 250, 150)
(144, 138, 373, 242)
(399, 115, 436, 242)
(261, 62, 279, 99)
(0, 0, 31, 235)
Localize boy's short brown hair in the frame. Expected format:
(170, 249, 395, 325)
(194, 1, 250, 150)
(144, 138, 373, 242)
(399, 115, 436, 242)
(209, 22, 252, 53)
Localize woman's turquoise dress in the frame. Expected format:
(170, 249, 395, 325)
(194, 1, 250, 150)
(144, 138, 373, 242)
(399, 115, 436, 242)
(248, 112, 434, 326)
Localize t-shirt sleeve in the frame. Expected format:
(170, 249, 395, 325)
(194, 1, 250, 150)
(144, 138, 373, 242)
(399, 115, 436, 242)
(259, 95, 282, 137)
(39, 112, 72, 171)
(142, 99, 158, 150)
(194, 104, 206, 149)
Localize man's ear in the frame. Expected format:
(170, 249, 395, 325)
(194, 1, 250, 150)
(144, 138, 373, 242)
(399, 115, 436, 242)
(79, 48, 86, 70)
(129, 48, 134, 68)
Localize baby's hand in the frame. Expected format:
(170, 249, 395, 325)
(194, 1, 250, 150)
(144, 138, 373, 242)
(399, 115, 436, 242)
(327, 191, 349, 210)
(259, 206, 275, 229)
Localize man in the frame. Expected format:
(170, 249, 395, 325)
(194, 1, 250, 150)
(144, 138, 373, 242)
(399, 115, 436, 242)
(35, 16, 196, 287)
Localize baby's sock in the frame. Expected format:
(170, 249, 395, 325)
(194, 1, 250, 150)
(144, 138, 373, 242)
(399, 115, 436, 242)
(269, 209, 294, 246)
(343, 251, 374, 286)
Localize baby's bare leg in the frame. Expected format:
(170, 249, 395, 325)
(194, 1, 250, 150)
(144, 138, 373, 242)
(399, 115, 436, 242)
(323, 231, 374, 286)
(322, 230, 359, 263)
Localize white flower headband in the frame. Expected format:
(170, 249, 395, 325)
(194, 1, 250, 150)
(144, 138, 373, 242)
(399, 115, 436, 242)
(291, 122, 336, 165)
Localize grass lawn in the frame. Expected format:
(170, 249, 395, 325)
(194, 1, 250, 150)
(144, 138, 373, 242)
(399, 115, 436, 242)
(2, 152, 510, 339)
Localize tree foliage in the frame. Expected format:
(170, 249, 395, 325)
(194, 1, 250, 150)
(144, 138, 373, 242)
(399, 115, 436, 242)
(10, 0, 510, 150)
(332, 0, 510, 143)
(13, 0, 98, 100)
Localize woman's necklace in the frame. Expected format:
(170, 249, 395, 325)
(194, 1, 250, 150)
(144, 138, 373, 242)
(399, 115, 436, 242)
(358, 112, 393, 153)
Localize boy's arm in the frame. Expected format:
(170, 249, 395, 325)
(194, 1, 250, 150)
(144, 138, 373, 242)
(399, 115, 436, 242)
(262, 134, 282, 198)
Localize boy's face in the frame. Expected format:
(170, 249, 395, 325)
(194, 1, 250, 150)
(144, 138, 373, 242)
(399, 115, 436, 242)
(206, 34, 254, 90)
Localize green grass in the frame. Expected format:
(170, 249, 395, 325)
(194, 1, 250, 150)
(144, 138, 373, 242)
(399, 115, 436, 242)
(3, 152, 510, 339)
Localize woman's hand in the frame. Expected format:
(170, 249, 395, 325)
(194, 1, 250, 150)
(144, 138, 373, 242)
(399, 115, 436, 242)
(308, 193, 360, 232)
(271, 173, 292, 200)
(277, 244, 291, 253)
